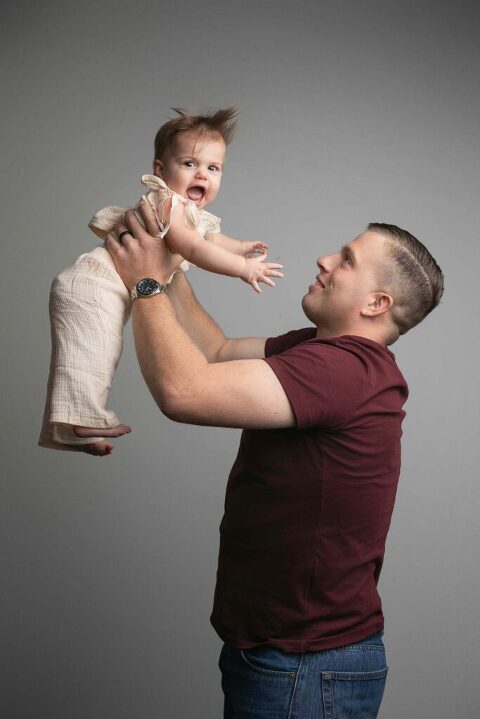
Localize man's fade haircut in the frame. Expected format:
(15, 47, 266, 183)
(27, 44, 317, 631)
(154, 106, 238, 162)
(368, 222, 444, 336)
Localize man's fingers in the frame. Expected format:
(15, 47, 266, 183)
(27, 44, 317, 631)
(98, 425, 132, 437)
(138, 198, 162, 236)
(124, 208, 150, 241)
(115, 222, 137, 247)
(73, 424, 132, 438)
(107, 216, 134, 242)
(105, 231, 122, 254)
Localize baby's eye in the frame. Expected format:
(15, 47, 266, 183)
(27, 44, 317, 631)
(208, 164, 220, 172)
(183, 160, 195, 167)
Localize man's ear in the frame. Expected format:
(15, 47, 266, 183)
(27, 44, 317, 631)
(361, 292, 393, 318)
(152, 159, 164, 177)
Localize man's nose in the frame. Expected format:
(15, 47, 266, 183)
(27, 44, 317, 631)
(317, 252, 340, 273)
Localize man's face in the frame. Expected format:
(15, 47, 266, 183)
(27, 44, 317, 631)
(302, 231, 388, 335)
(154, 131, 226, 210)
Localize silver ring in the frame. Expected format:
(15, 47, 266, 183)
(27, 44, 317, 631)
(118, 230, 132, 243)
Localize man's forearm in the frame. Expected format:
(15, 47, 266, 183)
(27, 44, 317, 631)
(168, 271, 228, 361)
(107, 204, 265, 363)
(168, 272, 267, 362)
(131, 292, 294, 430)
(132, 293, 208, 416)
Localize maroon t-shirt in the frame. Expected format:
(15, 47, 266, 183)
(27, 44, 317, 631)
(210, 329, 408, 653)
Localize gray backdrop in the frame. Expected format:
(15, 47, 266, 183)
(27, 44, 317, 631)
(2, 1, 479, 717)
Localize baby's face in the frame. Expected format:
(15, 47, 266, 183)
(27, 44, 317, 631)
(154, 131, 226, 210)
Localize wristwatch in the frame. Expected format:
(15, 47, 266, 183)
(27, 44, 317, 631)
(131, 278, 169, 302)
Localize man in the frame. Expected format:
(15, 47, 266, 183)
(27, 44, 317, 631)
(100, 202, 443, 718)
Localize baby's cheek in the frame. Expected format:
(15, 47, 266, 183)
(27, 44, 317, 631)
(212, 178, 222, 194)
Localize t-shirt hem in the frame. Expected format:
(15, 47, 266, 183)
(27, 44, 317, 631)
(211, 618, 385, 654)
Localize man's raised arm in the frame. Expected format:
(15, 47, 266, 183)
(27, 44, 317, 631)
(105, 204, 295, 430)
(136, 199, 267, 363)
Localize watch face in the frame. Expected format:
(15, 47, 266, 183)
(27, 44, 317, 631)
(137, 278, 160, 296)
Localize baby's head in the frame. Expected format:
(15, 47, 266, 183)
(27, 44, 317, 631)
(153, 107, 238, 210)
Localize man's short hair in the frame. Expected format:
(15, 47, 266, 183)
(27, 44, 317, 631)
(154, 106, 238, 162)
(368, 222, 444, 336)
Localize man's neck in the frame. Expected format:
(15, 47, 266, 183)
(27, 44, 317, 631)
(315, 325, 389, 346)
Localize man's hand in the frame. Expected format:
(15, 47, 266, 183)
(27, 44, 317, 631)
(105, 201, 184, 290)
(72, 424, 132, 457)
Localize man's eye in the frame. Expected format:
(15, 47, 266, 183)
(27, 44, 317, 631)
(342, 255, 352, 266)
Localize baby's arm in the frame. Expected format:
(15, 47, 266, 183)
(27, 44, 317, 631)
(165, 202, 283, 293)
(206, 232, 269, 258)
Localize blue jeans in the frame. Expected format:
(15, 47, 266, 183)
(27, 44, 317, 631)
(219, 631, 388, 718)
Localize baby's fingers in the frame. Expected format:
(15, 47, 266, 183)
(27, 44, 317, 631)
(265, 269, 284, 278)
(259, 262, 284, 274)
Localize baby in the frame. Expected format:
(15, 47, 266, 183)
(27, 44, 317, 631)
(39, 107, 283, 456)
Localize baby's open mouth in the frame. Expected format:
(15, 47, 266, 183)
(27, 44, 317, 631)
(186, 186, 206, 202)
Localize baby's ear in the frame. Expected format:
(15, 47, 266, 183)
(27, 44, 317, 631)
(152, 159, 164, 176)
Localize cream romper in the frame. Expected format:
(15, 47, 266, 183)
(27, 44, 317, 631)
(39, 176, 221, 450)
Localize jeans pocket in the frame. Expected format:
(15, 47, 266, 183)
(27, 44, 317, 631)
(321, 666, 388, 719)
(240, 646, 301, 677)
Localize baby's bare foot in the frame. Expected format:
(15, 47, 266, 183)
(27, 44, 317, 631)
(72, 424, 132, 457)
(82, 439, 115, 456)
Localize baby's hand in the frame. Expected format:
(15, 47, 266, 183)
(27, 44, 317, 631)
(241, 241, 269, 258)
(241, 254, 284, 294)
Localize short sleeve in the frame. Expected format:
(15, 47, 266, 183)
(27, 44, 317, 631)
(264, 340, 368, 429)
(265, 328, 316, 357)
(198, 209, 222, 235)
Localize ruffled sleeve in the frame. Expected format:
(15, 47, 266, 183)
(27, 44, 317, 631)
(198, 209, 222, 235)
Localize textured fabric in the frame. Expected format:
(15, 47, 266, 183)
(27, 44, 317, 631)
(211, 330, 408, 652)
(88, 174, 221, 274)
(89, 174, 202, 236)
(38, 200, 221, 451)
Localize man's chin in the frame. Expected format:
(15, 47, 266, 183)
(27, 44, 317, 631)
(301, 294, 316, 324)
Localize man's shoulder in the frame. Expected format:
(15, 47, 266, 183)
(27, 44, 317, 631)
(265, 332, 407, 388)
(265, 327, 317, 357)
(263, 333, 408, 429)
(265, 330, 387, 360)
